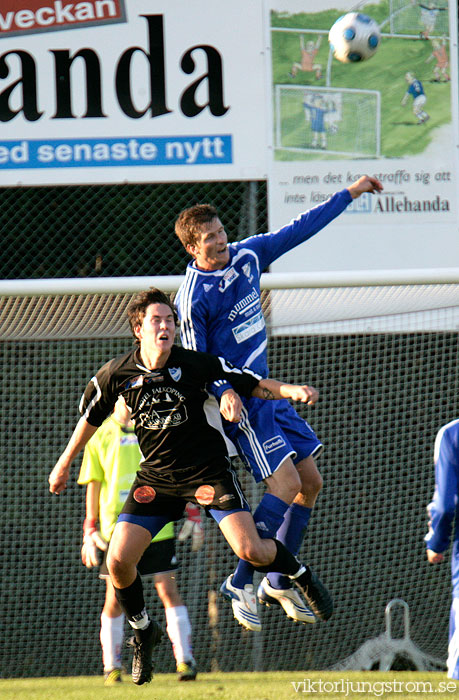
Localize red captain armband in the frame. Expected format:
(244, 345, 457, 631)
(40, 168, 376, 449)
(83, 518, 97, 535)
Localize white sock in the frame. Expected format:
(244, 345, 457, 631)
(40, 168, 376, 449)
(165, 605, 194, 665)
(100, 612, 124, 672)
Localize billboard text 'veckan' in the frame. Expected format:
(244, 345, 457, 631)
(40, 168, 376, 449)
(0, 0, 126, 37)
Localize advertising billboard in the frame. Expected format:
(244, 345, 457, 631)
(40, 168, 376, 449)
(266, 0, 459, 272)
(0, 0, 268, 184)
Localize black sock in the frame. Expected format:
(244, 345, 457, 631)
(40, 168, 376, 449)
(114, 572, 149, 641)
(253, 539, 304, 576)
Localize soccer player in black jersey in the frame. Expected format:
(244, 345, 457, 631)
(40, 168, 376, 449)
(49, 288, 332, 685)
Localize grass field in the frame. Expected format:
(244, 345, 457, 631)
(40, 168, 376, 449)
(0, 671, 457, 700)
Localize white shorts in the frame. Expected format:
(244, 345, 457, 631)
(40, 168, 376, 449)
(413, 94, 426, 114)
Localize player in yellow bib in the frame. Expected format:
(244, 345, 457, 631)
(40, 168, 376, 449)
(78, 396, 199, 683)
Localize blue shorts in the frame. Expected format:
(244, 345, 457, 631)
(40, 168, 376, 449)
(223, 398, 323, 483)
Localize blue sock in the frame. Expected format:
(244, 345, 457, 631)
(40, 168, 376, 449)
(268, 503, 312, 590)
(231, 493, 289, 589)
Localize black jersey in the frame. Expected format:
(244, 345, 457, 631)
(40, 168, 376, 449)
(79, 345, 260, 478)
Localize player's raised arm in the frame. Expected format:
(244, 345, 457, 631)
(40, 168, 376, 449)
(49, 417, 98, 495)
(252, 379, 319, 406)
(347, 175, 383, 199)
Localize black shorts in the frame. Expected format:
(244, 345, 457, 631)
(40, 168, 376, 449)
(99, 537, 178, 579)
(120, 457, 250, 521)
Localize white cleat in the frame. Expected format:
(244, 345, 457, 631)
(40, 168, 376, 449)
(257, 576, 316, 624)
(220, 574, 261, 632)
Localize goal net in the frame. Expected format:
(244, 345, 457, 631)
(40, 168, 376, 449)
(1, 270, 458, 677)
(386, 0, 450, 38)
(274, 85, 381, 158)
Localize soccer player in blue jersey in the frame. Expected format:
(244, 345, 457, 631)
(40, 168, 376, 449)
(424, 418, 459, 680)
(401, 72, 430, 124)
(174, 174, 383, 631)
(303, 94, 335, 149)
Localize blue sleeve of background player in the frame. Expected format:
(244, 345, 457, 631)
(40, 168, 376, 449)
(425, 424, 459, 553)
(238, 189, 352, 272)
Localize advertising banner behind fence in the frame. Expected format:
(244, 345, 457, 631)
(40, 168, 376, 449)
(265, 0, 459, 272)
(0, 0, 267, 184)
(1, 0, 458, 275)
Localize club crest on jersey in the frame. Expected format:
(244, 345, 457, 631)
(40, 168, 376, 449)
(242, 263, 253, 283)
(218, 267, 239, 293)
(168, 367, 182, 382)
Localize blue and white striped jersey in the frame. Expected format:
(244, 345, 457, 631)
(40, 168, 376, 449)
(425, 418, 459, 595)
(176, 189, 352, 399)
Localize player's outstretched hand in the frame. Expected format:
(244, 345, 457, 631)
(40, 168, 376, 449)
(81, 519, 108, 568)
(347, 175, 383, 199)
(49, 459, 70, 494)
(283, 384, 319, 405)
(178, 503, 205, 552)
(426, 548, 444, 564)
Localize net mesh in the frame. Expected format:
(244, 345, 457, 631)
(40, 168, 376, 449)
(1, 280, 457, 677)
(388, 0, 450, 37)
(0, 180, 267, 280)
(275, 85, 380, 157)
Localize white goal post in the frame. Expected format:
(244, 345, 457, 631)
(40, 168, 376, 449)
(2, 267, 459, 296)
(1, 267, 458, 339)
